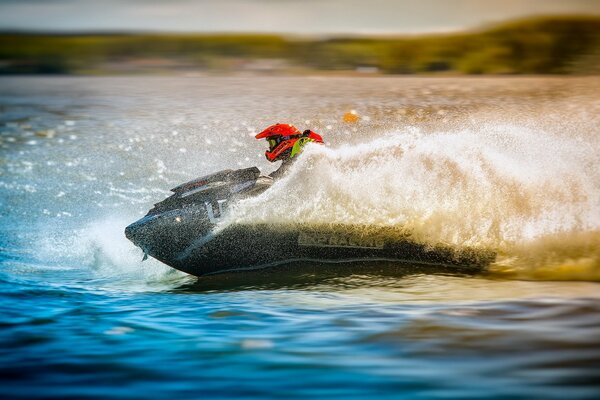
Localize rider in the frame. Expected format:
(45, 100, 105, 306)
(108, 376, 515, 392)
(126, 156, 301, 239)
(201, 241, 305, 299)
(255, 123, 324, 179)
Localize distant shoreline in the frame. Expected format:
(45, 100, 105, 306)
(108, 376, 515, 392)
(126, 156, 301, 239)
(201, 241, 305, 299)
(1, 16, 599, 76)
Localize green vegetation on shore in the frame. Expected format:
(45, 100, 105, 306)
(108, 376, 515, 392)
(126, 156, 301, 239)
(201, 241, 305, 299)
(1, 16, 599, 75)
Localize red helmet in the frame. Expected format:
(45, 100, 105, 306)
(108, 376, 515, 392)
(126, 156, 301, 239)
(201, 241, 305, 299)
(256, 123, 323, 162)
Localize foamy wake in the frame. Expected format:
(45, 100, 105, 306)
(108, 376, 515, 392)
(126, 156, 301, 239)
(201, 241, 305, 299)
(228, 124, 600, 280)
(35, 123, 600, 282)
(38, 216, 190, 291)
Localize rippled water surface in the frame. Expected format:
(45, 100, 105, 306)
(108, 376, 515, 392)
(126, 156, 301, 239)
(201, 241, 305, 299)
(1, 76, 600, 399)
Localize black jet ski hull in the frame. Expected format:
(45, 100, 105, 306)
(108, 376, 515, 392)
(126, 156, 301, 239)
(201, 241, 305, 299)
(125, 167, 496, 277)
(126, 219, 495, 276)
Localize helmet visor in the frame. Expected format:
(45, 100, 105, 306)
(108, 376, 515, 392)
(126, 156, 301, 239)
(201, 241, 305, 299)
(267, 135, 294, 151)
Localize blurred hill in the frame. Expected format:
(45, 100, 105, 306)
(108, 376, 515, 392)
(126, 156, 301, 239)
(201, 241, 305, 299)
(1, 16, 599, 75)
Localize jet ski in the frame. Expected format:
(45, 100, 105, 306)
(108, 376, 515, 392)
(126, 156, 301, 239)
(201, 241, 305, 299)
(125, 167, 496, 277)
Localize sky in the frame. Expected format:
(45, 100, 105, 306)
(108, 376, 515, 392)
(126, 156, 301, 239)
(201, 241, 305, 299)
(0, 0, 599, 34)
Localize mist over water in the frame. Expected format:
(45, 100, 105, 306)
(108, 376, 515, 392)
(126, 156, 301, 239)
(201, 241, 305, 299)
(231, 104, 600, 280)
(1, 76, 600, 398)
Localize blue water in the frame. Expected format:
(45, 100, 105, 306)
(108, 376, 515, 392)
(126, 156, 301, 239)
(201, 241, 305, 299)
(1, 76, 600, 399)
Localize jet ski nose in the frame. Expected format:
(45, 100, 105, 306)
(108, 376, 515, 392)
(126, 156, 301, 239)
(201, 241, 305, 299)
(125, 213, 174, 254)
(124, 216, 154, 244)
(124, 223, 136, 241)
(125, 220, 156, 261)
(124, 222, 143, 245)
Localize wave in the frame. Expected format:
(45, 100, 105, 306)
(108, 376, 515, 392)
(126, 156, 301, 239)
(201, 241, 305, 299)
(34, 216, 191, 291)
(228, 124, 600, 280)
